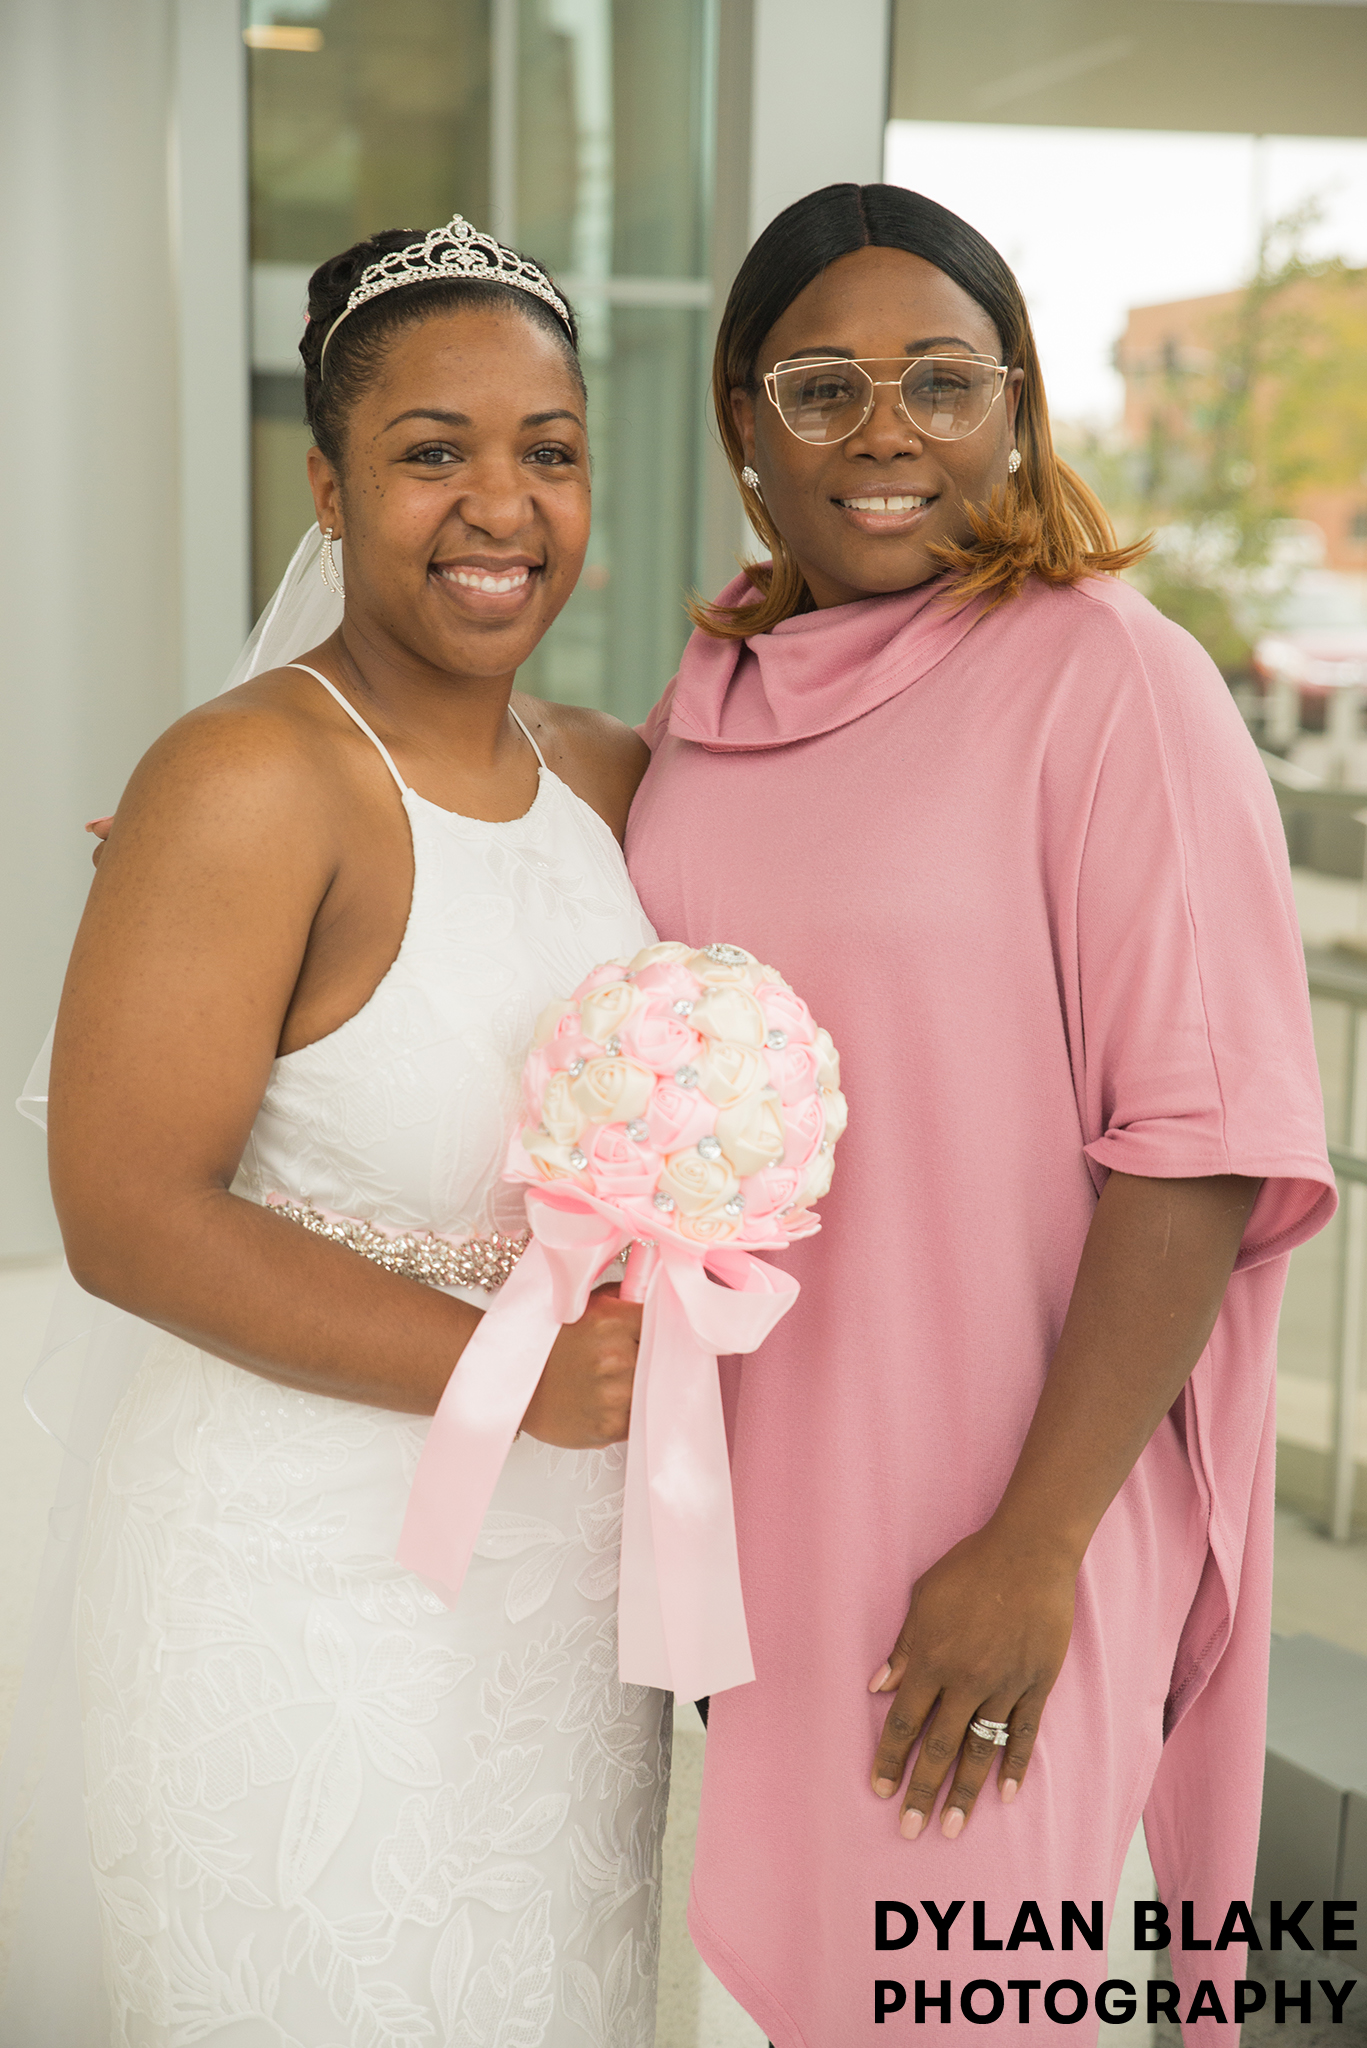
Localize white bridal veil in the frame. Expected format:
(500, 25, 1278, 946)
(0, 526, 344, 2041)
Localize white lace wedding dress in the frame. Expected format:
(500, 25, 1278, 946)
(74, 672, 669, 2048)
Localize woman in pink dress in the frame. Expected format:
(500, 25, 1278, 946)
(626, 185, 1333, 2046)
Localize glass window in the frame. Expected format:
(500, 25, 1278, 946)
(246, 0, 716, 722)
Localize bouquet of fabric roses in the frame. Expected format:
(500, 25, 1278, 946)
(398, 942, 845, 1699)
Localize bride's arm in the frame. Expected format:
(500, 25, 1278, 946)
(49, 703, 636, 1438)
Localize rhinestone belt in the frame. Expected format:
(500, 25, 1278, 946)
(266, 1197, 529, 1293)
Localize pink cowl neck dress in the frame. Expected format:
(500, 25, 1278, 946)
(625, 570, 1334, 2048)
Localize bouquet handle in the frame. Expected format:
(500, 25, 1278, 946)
(620, 1238, 658, 1303)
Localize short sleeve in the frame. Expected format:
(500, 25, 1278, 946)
(1070, 589, 1334, 1268)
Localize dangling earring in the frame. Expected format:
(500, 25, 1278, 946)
(321, 527, 344, 595)
(741, 465, 762, 497)
(1007, 449, 1021, 475)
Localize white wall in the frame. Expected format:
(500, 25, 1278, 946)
(173, 0, 251, 711)
(748, 0, 892, 239)
(0, 0, 186, 1257)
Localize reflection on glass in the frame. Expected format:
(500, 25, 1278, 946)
(515, 0, 716, 720)
(247, 0, 716, 723)
(248, 1, 493, 614)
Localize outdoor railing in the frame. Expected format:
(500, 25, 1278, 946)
(1303, 946, 1367, 1541)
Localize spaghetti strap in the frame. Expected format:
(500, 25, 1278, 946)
(509, 703, 547, 771)
(288, 663, 408, 794)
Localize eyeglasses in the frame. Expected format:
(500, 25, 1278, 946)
(763, 354, 1009, 445)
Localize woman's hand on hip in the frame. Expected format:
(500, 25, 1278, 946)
(519, 1286, 641, 1448)
(869, 1521, 1076, 1838)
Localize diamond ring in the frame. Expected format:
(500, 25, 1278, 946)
(969, 1717, 1010, 1747)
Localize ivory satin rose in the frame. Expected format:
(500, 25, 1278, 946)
(678, 1205, 743, 1246)
(658, 1147, 740, 1216)
(820, 1088, 849, 1143)
(696, 1040, 768, 1111)
(522, 1127, 593, 1188)
(571, 1057, 655, 1125)
(715, 1089, 788, 1178)
(540, 1070, 586, 1146)
(686, 947, 766, 992)
(691, 986, 767, 1049)
(579, 980, 642, 1047)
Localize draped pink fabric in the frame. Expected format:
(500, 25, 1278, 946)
(625, 571, 1334, 2048)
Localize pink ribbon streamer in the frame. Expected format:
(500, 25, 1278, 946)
(396, 1183, 798, 1699)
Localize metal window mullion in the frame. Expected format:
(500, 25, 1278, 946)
(1330, 1002, 1367, 1540)
(490, 0, 518, 241)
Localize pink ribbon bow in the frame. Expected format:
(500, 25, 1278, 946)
(396, 1181, 798, 1699)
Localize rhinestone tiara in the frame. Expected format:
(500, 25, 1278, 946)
(318, 214, 572, 377)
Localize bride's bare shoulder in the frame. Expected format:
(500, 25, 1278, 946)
(513, 694, 650, 843)
(104, 665, 370, 871)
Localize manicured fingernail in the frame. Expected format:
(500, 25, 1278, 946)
(900, 1808, 924, 1840)
(1000, 1778, 1018, 1805)
(941, 1807, 965, 1839)
(868, 1663, 891, 1692)
(873, 1777, 897, 1799)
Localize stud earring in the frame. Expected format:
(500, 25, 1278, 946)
(741, 465, 762, 496)
(1007, 449, 1021, 474)
(321, 527, 344, 595)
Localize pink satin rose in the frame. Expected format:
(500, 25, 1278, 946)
(616, 995, 704, 1076)
(754, 982, 817, 1046)
(631, 960, 703, 1006)
(780, 1206, 822, 1240)
(645, 1080, 717, 1155)
(584, 1121, 661, 1201)
(532, 998, 578, 1048)
(765, 1037, 821, 1105)
(521, 1044, 556, 1120)
(533, 1005, 600, 1077)
(782, 1090, 825, 1170)
(739, 1163, 806, 1219)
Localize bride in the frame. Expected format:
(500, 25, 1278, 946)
(4, 219, 668, 2046)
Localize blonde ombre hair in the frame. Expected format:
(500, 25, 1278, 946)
(692, 184, 1146, 639)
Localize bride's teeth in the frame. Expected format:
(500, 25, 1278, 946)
(446, 567, 530, 593)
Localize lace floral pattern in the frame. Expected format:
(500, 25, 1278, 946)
(76, 765, 668, 2046)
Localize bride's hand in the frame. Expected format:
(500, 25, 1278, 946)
(868, 1523, 1076, 1838)
(86, 816, 115, 868)
(519, 1285, 641, 1448)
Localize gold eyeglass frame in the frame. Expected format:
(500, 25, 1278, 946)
(763, 354, 1009, 445)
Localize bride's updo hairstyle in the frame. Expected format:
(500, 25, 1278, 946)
(696, 182, 1145, 637)
(300, 227, 583, 468)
